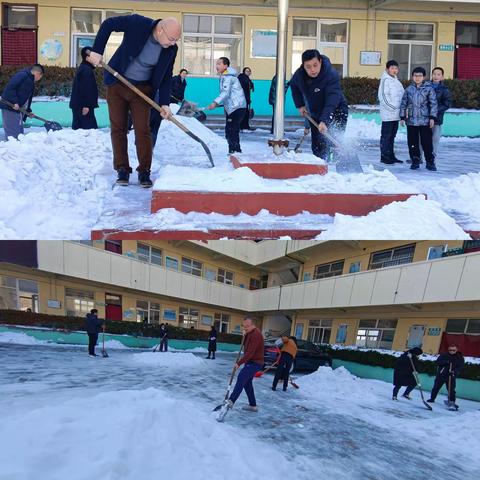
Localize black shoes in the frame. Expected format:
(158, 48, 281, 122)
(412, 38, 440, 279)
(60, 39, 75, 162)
(426, 162, 437, 171)
(116, 167, 130, 186)
(427, 398, 435, 403)
(138, 170, 153, 188)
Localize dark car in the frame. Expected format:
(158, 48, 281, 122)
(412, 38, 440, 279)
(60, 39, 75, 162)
(264, 338, 332, 373)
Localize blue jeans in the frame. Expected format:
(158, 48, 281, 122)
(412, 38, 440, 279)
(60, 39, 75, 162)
(229, 361, 263, 406)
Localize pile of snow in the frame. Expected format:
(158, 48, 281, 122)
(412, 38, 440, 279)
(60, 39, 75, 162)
(102, 339, 130, 350)
(0, 331, 50, 346)
(236, 149, 326, 165)
(153, 164, 418, 193)
(132, 351, 207, 368)
(0, 388, 314, 480)
(316, 195, 470, 240)
(298, 367, 480, 470)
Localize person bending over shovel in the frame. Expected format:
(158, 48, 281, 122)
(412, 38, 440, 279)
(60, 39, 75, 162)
(0, 64, 44, 140)
(223, 317, 264, 413)
(289, 49, 348, 162)
(87, 15, 180, 188)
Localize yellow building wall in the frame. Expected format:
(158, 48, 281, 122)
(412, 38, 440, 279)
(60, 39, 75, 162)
(3, 0, 478, 78)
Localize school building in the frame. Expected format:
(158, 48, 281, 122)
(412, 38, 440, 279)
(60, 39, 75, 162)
(1, 239, 480, 356)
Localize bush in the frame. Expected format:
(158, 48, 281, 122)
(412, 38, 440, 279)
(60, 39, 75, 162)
(1, 65, 480, 108)
(324, 346, 480, 382)
(0, 309, 242, 345)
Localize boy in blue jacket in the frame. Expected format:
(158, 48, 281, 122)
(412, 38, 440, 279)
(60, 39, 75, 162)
(400, 67, 438, 171)
(290, 49, 348, 161)
(0, 64, 44, 140)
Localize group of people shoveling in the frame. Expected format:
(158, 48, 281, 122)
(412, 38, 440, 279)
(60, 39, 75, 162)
(1, 12, 453, 181)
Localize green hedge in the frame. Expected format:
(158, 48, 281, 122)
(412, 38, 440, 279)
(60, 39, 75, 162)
(1, 65, 480, 108)
(0, 309, 242, 345)
(324, 346, 480, 382)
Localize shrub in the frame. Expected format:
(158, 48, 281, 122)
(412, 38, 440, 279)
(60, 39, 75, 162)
(0, 309, 242, 344)
(1, 65, 480, 108)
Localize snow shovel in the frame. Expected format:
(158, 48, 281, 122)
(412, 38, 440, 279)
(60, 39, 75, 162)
(408, 355, 432, 411)
(92, 57, 214, 167)
(288, 128, 309, 153)
(0, 97, 62, 132)
(101, 325, 109, 358)
(176, 97, 207, 122)
(304, 112, 363, 174)
(153, 333, 167, 352)
(213, 334, 246, 412)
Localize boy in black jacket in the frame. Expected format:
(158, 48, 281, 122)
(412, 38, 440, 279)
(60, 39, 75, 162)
(430, 67, 452, 158)
(70, 47, 99, 130)
(427, 344, 464, 406)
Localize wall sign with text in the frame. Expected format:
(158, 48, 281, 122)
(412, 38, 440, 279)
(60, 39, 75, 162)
(251, 30, 277, 58)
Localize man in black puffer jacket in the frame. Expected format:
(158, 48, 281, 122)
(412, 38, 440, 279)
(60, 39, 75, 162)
(290, 49, 348, 161)
(392, 347, 423, 400)
(427, 344, 464, 406)
(85, 308, 104, 357)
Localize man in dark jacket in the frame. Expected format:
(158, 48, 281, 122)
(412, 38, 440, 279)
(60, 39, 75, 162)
(206, 326, 217, 359)
(70, 47, 99, 130)
(170, 68, 188, 103)
(85, 308, 104, 357)
(238, 67, 254, 130)
(159, 323, 168, 352)
(392, 347, 423, 400)
(269, 74, 290, 134)
(0, 64, 44, 140)
(87, 15, 180, 188)
(290, 50, 349, 161)
(427, 344, 464, 406)
(221, 317, 264, 415)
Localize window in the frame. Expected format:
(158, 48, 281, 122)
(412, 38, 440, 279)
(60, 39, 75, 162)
(0, 276, 39, 311)
(356, 319, 398, 349)
(137, 243, 162, 266)
(388, 23, 434, 80)
(217, 268, 234, 285)
(314, 260, 344, 279)
(182, 257, 203, 277)
(261, 275, 269, 289)
(65, 288, 94, 317)
(292, 18, 348, 76)
(456, 22, 480, 46)
(214, 313, 230, 333)
(249, 278, 260, 290)
(163, 309, 177, 322)
(427, 245, 447, 260)
(179, 307, 199, 329)
(136, 300, 161, 324)
(182, 14, 243, 75)
(202, 314, 213, 326)
(369, 244, 415, 270)
(70, 9, 130, 66)
(166, 256, 179, 270)
(463, 240, 480, 253)
(205, 269, 216, 281)
(308, 319, 332, 344)
(446, 319, 480, 335)
(2, 4, 37, 28)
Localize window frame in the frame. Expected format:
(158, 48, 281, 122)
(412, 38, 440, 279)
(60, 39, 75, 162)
(292, 17, 349, 77)
(136, 299, 161, 324)
(137, 242, 162, 266)
(0, 275, 39, 311)
(181, 256, 203, 277)
(446, 318, 480, 335)
(368, 244, 416, 270)
(2, 3, 38, 29)
(179, 306, 200, 329)
(214, 312, 230, 333)
(182, 13, 244, 77)
(313, 259, 345, 280)
(387, 22, 435, 80)
(65, 287, 94, 317)
(307, 319, 332, 344)
(356, 318, 398, 349)
(217, 268, 234, 285)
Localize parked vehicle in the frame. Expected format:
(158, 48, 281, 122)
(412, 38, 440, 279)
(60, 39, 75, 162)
(264, 338, 332, 373)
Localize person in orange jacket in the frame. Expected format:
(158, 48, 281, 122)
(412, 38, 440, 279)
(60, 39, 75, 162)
(272, 335, 298, 391)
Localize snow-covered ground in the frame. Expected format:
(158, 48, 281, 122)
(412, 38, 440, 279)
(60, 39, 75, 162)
(0, 109, 479, 239)
(0, 340, 479, 480)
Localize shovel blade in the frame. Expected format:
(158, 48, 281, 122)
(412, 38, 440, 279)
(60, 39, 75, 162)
(44, 121, 63, 132)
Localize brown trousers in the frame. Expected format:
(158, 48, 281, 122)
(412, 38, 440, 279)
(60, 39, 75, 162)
(106, 82, 153, 172)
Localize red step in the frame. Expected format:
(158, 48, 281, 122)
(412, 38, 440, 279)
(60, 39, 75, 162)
(151, 191, 419, 216)
(230, 155, 328, 179)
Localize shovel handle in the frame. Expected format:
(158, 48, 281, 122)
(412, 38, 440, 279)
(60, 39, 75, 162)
(303, 112, 341, 149)
(0, 97, 50, 123)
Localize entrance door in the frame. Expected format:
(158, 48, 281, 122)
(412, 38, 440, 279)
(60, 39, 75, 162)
(407, 325, 425, 348)
(105, 293, 122, 321)
(455, 22, 480, 79)
(1, 4, 38, 65)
